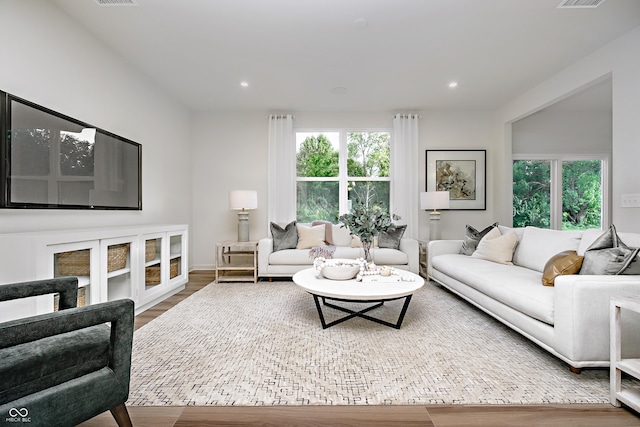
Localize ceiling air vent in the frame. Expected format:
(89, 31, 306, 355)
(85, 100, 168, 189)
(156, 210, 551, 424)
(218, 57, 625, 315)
(95, 0, 138, 6)
(557, 0, 606, 8)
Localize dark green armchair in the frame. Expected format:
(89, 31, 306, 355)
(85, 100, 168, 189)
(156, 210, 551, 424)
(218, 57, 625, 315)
(0, 277, 135, 427)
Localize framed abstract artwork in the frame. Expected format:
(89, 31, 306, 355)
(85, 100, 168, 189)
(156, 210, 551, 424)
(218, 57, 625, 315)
(426, 149, 486, 210)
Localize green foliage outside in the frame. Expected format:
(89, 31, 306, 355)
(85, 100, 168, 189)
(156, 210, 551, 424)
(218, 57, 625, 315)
(512, 159, 601, 230)
(296, 132, 390, 223)
(561, 160, 601, 230)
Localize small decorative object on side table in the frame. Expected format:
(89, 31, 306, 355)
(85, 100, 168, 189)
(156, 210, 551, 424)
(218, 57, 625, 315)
(215, 241, 258, 283)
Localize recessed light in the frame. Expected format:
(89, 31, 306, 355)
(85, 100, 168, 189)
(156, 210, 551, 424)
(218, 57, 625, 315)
(240, 81, 249, 87)
(331, 87, 348, 95)
(448, 81, 458, 88)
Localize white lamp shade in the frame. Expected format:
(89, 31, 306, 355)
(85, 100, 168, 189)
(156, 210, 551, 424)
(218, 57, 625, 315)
(229, 190, 258, 210)
(420, 191, 450, 210)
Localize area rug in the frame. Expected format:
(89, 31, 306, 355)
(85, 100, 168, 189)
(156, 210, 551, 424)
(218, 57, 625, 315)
(127, 280, 623, 406)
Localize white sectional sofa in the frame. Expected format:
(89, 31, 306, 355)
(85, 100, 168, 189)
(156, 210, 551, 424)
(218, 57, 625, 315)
(258, 223, 419, 278)
(428, 225, 640, 372)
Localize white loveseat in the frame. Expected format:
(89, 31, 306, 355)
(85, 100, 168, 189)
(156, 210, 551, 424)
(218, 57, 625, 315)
(428, 225, 640, 372)
(258, 223, 419, 278)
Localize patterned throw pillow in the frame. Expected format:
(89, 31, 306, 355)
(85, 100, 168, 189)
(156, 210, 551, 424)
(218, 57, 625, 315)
(379, 225, 407, 250)
(270, 221, 298, 252)
(580, 224, 640, 275)
(459, 222, 498, 255)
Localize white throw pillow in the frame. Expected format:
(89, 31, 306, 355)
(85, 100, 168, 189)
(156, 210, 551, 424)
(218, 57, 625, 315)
(471, 227, 518, 265)
(296, 224, 326, 249)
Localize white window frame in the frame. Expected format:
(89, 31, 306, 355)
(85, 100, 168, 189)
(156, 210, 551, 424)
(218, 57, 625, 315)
(512, 154, 609, 230)
(295, 128, 392, 218)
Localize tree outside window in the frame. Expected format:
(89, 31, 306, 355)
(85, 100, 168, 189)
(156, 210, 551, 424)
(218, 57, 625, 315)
(296, 131, 390, 223)
(513, 158, 603, 230)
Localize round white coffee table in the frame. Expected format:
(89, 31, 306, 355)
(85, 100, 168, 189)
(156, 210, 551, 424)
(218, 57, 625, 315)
(292, 268, 424, 329)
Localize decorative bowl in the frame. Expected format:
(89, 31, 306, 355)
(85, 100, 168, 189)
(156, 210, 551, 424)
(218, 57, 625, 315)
(321, 265, 360, 280)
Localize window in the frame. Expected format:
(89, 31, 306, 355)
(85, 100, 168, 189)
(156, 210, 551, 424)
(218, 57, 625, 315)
(295, 130, 391, 223)
(512, 156, 607, 230)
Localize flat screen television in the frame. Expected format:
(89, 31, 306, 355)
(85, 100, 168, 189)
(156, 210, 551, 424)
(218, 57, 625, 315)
(0, 90, 141, 210)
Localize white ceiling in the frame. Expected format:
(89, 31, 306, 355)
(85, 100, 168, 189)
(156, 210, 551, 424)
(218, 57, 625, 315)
(51, 0, 640, 113)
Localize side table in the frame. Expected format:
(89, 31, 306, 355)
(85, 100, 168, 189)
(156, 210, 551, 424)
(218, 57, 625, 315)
(610, 295, 640, 411)
(417, 239, 429, 279)
(215, 241, 258, 283)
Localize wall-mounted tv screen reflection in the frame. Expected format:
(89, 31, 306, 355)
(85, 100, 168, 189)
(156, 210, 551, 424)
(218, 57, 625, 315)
(1, 91, 141, 210)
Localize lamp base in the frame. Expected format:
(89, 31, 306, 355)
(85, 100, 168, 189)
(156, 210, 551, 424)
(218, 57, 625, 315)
(237, 211, 250, 242)
(429, 211, 442, 241)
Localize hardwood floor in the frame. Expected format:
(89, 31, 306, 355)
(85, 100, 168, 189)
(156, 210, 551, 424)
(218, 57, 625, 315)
(81, 271, 640, 427)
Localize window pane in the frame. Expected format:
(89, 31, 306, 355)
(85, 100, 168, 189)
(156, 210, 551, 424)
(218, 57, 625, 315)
(562, 160, 601, 230)
(296, 181, 339, 223)
(512, 160, 551, 228)
(296, 132, 339, 178)
(347, 132, 390, 177)
(348, 181, 391, 213)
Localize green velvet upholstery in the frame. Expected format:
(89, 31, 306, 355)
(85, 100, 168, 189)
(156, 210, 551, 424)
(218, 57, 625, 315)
(0, 277, 134, 427)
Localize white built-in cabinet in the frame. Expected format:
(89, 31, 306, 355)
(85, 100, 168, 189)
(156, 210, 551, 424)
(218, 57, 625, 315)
(0, 224, 188, 320)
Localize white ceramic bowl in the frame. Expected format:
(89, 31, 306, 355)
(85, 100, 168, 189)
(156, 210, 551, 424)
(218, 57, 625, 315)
(321, 265, 360, 280)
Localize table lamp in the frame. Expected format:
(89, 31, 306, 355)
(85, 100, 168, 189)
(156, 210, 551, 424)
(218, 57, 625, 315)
(229, 190, 257, 242)
(420, 191, 450, 240)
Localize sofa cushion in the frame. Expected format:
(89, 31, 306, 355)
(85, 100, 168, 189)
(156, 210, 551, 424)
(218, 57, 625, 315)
(311, 221, 334, 245)
(379, 225, 407, 250)
(296, 223, 325, 249)
(432, 254, 555, 324)
(541, 250, 584, 286)
(332, 225, 353, 246)
(268, 247, 409, 266)
(580, 225, 640, 275)
(0, 324, 110, 403)
(578, 228, 640, 256)
(459, 222, 498, 255)
(513, 227, 583, 273)
(471, 227, 517, 265)
(271, 221, 298, 252)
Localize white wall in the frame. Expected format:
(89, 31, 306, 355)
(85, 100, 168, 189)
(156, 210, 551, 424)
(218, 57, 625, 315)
(495, 26, 640, 232)
(190, 110, 498, 269)
(0, 2, 193, 238)
(512, 111, 612, 156)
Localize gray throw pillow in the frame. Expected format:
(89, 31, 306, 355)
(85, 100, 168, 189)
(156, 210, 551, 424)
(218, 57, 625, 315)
(270, 221, 298, 252)
(459, 222, 498, 255)
(580, 224, 640, 275)
(379, 225, 407, 250)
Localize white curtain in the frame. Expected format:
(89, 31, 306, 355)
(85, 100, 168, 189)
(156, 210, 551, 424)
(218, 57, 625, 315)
(392, 113, 420, 239)
(267, 114, 295, 228)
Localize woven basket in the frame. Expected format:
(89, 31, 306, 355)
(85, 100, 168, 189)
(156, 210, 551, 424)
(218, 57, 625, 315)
(107, 244, 129, 272)
(57, 250, 90, 276)
(53, 286, 87, 311)
(145, 259, 179, 285)
(145, 239, 157, 263)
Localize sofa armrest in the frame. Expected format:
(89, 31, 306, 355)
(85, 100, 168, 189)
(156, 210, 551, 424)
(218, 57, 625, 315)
(427, 240, 463, 278)
(0, 277, 79, 310)
(258, 238, 274, 276)
(554, 274, 640, 363)
(0, 298, 134, 387)
(398, 238, 419, 274)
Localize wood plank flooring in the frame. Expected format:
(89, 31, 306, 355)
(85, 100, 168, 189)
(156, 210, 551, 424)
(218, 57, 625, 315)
(80, 271, 640, 427)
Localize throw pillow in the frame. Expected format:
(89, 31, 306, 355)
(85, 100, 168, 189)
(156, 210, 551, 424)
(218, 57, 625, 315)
(296, 223, 326, 249)
(311, 220, 334, 245)
(270, 221, 298, 252)
(580, 225, 640, 275)
(379, 225, 407, 250)
(541, 250, 584, 286)
(459, 222, 498, 255)
(471, 227, 517, 265)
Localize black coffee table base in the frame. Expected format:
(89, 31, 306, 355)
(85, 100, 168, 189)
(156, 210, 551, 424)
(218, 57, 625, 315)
(311, 294, 413, 329)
